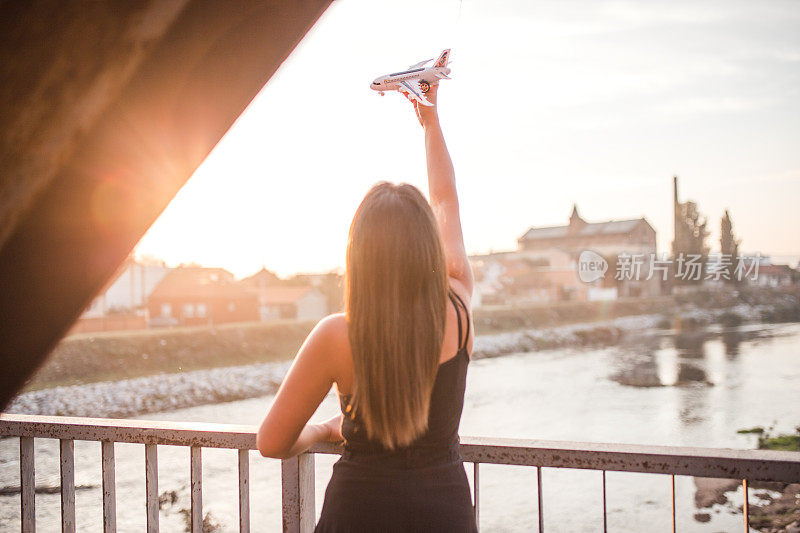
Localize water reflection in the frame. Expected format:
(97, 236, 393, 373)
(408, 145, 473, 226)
(612, 326, 769, 389)
(722, 330, 742, 356)
(675, 332, 709, 359)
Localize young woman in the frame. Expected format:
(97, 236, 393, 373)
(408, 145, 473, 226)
(257, 83, 476, 532)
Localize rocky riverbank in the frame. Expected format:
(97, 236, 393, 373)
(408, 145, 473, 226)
(6, 291, 797, 419)
(692, 426, 800, 532)
(693, 477, 800, 532)
(6, 314, 664, 418)
(6, 359, 292, 418)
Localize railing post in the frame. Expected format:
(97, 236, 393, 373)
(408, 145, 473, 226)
(601, 470, 607, 533)
(145, 444, 159, 533)
(537, 466, 544, 533)
(281, 453, 315, 533)
(473, 462, 480, 531)
(238, 449, 251, 533)
(190, 446, 202, 533)
(671, 475, 676, 533)
(101, 441, 116, 533)
(743, 479, 749, 532)
(20, 436, 35, 533)
(60, 439, 76, 533)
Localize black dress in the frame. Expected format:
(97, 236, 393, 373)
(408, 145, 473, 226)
(314, 289, 477, 533)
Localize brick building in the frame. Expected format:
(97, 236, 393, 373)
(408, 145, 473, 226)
(519, 205, 657, 258)
(147, 267, 258, 327)
(473, 206, 660, 306)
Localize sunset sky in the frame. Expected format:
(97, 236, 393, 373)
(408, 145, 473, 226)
(134, 0, 800, 278)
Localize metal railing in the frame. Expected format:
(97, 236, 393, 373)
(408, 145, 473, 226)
(1, 413, 798, 532)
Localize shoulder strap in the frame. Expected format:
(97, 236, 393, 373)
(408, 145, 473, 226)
(449, 289, 470, 352)
(447, 289, 463, 349)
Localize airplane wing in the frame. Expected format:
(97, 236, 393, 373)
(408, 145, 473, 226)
(397, 80, 433, 106)
(407, 58, 433, 69)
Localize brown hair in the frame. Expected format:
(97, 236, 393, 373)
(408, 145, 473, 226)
(345, 182, 448, 450)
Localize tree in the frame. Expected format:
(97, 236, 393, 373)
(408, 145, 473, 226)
(672, 200, 709, 284)
(720, 210, 740, 283)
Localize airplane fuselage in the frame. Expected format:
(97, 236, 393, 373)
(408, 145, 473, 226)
(370, 66, 450, 94)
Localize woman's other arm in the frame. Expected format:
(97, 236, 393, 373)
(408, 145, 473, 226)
(412, 85, 474, 295)
(256, 315, 344, 459)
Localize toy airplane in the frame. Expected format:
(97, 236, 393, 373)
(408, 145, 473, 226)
(370, 49, 451, 106)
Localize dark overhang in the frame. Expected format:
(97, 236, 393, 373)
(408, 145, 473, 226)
(0, 0, 333, 408)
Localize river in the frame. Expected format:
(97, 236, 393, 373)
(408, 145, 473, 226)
(1, 322, 799, 532)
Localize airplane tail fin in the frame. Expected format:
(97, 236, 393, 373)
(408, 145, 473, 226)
(433, 49, 451, 68)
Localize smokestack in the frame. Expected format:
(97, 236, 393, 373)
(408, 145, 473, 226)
(672, 176, 679, 258)
(673, 176, 678, 207)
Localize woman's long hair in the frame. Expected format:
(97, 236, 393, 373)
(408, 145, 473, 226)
(345, 182, 448, 450)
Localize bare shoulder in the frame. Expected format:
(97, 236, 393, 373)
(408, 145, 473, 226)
(293, 313, 350, 386)
(310, 312, 348, 346)
(308, 313, 350, 364)
(311, 313, 352, 393)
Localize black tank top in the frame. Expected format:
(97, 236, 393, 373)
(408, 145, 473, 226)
(338, 288, 471, 468)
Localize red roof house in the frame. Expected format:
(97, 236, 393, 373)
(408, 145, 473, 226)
(147, 266, 258, 327)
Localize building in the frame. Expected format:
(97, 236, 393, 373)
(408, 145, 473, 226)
(82, 257, 169, 318)
(473, 206, 660, 306)
(755, 264, 797, 288)
(256, 286, 328, 322)
(520, 205, 659, 299)
(241, 267, 282, 288)
(519, 205, 657, 258)
(471, 249, 577, 306)
(290, 271, 344, 313)
(147, 266, 259, 327)
(70, 258, 169, 333)
(241, 267, 341, 317)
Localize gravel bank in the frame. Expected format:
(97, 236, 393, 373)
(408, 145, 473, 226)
(6, 315, 664, 418)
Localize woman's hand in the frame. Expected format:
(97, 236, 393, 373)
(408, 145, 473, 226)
(405, 83, 439, 128)
(320, 413, 344, 443)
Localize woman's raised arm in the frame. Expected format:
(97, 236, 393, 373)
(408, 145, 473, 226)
(411, 85, 474, 295)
